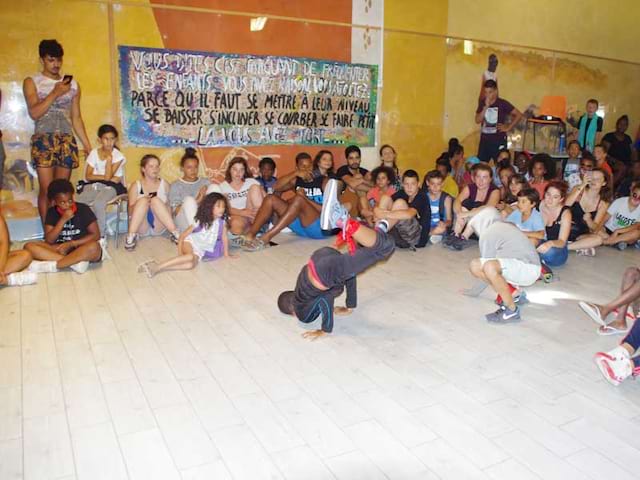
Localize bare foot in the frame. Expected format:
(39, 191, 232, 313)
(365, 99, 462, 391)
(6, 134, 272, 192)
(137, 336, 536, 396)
(302, 330, 326, 341)
(334, 306, 353, 316)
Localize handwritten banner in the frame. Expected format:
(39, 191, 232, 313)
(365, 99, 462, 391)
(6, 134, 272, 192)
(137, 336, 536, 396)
(118, 45, 378, 148)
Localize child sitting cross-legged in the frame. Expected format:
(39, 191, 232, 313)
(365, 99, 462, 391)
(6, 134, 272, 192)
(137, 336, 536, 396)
(25, 179, 103, 274)
(505, 188, 546, 247)
(138, 192, 234, 277)
(423, 170, 453, 243)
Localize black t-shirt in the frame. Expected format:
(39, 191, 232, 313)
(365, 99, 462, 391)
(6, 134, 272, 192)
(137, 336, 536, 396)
(44, 202, 97, 243)
(602, 132, 632, 165)
(391, 190, 430, 247)
(476, 97, 515, 141)
(295, 175, 325, 204)
(335, 165, 368, 180)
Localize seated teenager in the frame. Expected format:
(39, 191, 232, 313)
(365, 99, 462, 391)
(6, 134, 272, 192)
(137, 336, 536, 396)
(538, 181, 572, 268)
(277, 179, 395, 340)
(336, 145, 371, 218)
(496, 164, 515, 201)
(465, 207, 541, 323)
(26, 179, 102, 274)
(562, 140, 582, 188)
(461, 156, 480, 186)
(243, 152, 327, 250)
(138, 193, 233, 277)
(565, 167, 610, 251)
(0, 214, 36, 286)
(580, 266, 640, 337)
(514, 151, 531, 176)
(76, 124, 127, 238)
(434, 154, 459, 198)
(209, 157, 265, 235)
(492, 148, 512, 187)
(170, 148, 211, 232)
(423, 170, 453, 243)
(256, 157, 277, 194)
(125, 154, 179, 251)
(379, 144, 402, 191)
(505, 188, 545, 247)
(447, 162, 500, 250)
(593, 143, 614, 179)
(569, 182, 640, 255)
(617, 159, 640, 198)
(360, 166, 397, 226)
(497, 173, 526, 215)
(528, 154, 550, 199)
(374, 169, 430, 250)
(312, 149, 336, 179)
(449, 142, 466, 188)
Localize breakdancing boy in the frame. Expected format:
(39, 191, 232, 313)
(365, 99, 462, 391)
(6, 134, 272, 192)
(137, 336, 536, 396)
(277, 179, 395, 340)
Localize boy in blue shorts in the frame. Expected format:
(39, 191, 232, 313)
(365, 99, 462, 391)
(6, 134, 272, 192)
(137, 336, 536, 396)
(243, 152, 328, 250)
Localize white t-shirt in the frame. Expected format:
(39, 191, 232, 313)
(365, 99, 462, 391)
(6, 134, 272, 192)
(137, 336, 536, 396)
(86, 148, 126, 180)
(208, 178, 260, 210)
(605, 197, 640, 232)
(563, 159, 581, 190)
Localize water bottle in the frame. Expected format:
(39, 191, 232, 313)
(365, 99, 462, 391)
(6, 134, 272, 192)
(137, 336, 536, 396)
(558, 133, 566, 153)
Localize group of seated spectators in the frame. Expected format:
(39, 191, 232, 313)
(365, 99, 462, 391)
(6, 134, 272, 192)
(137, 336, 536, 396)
(2, 121, 639, 286)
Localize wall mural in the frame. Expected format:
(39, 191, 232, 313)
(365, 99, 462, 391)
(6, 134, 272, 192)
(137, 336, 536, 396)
(119, 45, 378, 148)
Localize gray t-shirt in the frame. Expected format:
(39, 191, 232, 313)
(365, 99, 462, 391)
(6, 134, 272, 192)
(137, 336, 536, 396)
(479, 221, 541, 266)
(169, 177, 210, 209)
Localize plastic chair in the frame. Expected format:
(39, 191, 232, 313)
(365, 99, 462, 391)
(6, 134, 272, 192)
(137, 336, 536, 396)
(80, 159, 128, 247)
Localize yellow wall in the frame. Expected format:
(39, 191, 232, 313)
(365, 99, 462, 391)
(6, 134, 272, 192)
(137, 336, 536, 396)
(443, 0, 640, 157)
(447, 0, 640, 64)
(382, 0, 449, 174)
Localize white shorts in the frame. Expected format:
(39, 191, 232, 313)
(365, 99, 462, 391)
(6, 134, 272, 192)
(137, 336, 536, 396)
(480, 257, 540, 287)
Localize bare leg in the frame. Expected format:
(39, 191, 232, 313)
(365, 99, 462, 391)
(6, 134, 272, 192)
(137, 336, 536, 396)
(149, 197, 177, 233)
(359, 196, 374, 225)
(568, 233, 605, 251)
(128, 197, 151, 235)
(245, 194, 290, 240)
(482, 260, 515, 310)
(454, 207, 469, 236)
(36, 167, 54, 223)
(147, 242, 198, 277)
(594, 267, 640, 329)
(603, 230, 640, 246)
(260, 195, 319, 244)
(245, 184, 266, 219)
(3, 250, 33, 274)
(25, 241, 101, 268)
(373, 197, 409, 230)
(228, 215, 250, 235)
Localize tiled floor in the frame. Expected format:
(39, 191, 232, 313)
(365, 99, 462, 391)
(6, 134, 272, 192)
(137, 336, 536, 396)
(2, 232, 639, 480)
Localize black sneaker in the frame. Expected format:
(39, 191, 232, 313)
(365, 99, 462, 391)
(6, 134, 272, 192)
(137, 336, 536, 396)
(486, 305, 521, 324)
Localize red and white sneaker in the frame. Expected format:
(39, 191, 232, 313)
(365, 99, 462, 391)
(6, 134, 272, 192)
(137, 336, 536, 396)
(594, 348, 632, 386)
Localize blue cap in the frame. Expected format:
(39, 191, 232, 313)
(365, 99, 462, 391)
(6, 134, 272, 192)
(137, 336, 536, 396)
(466, 156, 481, 165)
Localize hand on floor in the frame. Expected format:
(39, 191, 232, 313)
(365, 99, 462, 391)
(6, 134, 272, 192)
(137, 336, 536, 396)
(334, 306, 353, 316)
(302, 330, 326, 341)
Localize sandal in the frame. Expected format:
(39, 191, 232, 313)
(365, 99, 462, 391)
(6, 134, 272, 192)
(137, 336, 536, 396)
(579, 301, 606, 326)
(597, 324, 630, 336)
(242, 238, 266, 252)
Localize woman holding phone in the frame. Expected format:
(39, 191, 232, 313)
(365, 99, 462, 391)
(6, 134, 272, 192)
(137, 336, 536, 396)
(124, 154, 179, 251)
(23, 39, 92, 223)
(565, 167, 611, 244)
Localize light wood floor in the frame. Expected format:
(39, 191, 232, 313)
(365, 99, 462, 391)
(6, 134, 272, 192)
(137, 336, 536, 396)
(1, 232, 639, 480)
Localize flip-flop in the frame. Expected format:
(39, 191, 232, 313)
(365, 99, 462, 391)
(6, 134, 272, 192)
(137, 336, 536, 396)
(610, 308, 637, 323)
(242, 238, 266, 252)
(579, 301, 606, 326)
(597, 325, 630, 336)
(136, 259, 156, 273)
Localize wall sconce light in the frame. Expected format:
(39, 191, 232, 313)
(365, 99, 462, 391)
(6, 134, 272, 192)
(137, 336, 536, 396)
(250, 17, 268, 31)
(463, 40, 473, 55)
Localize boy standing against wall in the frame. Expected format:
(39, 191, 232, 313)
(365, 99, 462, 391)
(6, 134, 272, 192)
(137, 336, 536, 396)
(568, 99, 603, 153)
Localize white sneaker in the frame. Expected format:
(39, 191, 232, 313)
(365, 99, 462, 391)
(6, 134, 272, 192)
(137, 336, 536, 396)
(7, 271, 38, 286)
(28, 260, 58, 273)
(430, 235, 443, 244)
(99, 238, 111, 261)
(594, 351, 633, 386)
(70, 261, 90, 274)
(124, 234, 137, 251)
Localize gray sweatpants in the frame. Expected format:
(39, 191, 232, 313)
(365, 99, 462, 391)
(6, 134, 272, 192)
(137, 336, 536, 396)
(76, 183, 117, 236)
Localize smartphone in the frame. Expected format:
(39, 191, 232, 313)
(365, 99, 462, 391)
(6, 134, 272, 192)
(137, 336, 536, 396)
(148, 192, 158, 198)
(63, 74, 73, 84)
